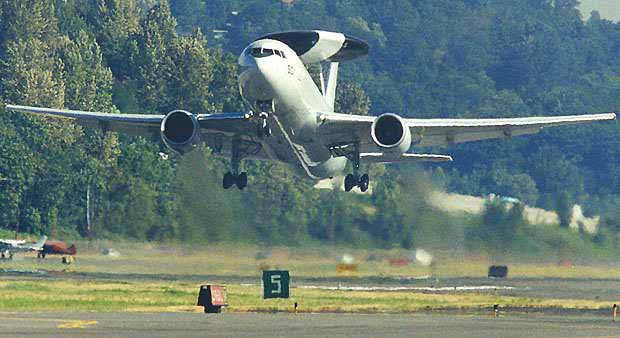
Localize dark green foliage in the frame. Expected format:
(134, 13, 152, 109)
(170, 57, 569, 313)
(468, 199, 526, 257)
(0, 0, 619, 252)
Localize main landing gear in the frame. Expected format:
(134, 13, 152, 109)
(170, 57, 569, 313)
(223, 139, 250, 190)
(223, 171, 247, 190)
(342, 142, 369, 193)
(223, 101, 272, 190)
(345, 173, 369, 193)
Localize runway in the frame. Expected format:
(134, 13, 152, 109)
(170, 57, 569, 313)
(0, 312, 619, 337)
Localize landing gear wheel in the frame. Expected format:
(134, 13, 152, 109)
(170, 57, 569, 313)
(204, 305, 222, 313)
(236, 172, 248, 190)
(223, 172, 235, 189)
(359, 174, 369, 192)
(344, 174, 357, 192)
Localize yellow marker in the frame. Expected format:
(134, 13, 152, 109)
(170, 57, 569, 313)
(57, 320, 98, 329)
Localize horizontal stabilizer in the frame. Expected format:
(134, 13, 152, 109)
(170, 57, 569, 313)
(361, 153, 453, 164)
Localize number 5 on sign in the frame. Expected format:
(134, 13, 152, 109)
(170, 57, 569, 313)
(271, 275, 281, 294)
(263, 270, 290, 299)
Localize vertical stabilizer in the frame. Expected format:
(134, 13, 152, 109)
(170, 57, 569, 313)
(33, 235, 47, 248)
(325, 62, 339, 111)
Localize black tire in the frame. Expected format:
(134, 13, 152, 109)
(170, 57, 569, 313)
(359, 174, 369, 192)
(344, 174, 356, 192)
(236, 172, 248, 190)
(223, 172, 235, 189)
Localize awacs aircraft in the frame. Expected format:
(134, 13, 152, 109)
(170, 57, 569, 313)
(6, 31, 616, 191)
(0, 236, 47, 259)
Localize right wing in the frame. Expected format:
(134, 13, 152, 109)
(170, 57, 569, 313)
(319, 112, 617, 149)
(5, 104, 257, 138)
(5, 104, 278, 160)
(6, 105, 164, 137)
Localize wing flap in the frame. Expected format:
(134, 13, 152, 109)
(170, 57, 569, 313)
(361, 153, 453, 164)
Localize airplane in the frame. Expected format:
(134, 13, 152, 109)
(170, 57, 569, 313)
(0, 235, 47, 259)
(37, 240, 77, 259)
(5, 30, 616, 192)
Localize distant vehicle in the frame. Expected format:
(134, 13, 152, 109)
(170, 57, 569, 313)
(6, 30, 616, 192)
(37, 241, 77, 259)
(0, 236, 47, 259)
(500, 197, 521, 204)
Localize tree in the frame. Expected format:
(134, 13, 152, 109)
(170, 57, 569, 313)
(0, 0, 58, 45)
(84, 0, 142, 77)
(131, 0, 178, 112)
(335, 82, 371, 115)
(469, 199, 525, 258)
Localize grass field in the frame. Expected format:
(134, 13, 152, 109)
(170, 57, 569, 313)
(0, 279, 615, 314)
(2, 242, 620, 314)
(2, 241, 620, 280)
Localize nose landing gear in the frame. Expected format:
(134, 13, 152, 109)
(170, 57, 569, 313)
(256, 112, 271, 138)
(255, 100, 273, 138)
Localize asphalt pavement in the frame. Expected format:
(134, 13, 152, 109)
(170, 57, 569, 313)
(0, 312, 619, 337)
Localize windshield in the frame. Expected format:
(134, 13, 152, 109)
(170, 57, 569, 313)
(249, 47, 286, 59)
(250, 48, 274, 58)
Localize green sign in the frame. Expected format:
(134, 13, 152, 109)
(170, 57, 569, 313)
(263, 270, 290, 299)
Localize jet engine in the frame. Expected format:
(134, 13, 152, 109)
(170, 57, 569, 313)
(160, 110, 200, 153)
(371, 113, 412, 154)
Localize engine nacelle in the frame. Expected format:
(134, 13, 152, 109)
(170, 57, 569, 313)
(371, 113, 412, 154)
(160, 110, 200, 153)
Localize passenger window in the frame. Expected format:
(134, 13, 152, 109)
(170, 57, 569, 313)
(275, 50, 282, 57)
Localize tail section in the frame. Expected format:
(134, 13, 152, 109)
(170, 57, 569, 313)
(324, 62, 339, 111)
(33, 235, 47, 249)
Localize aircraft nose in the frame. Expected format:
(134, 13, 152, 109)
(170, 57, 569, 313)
(254, 57, 287, 84)
(238, 50, 257, 68)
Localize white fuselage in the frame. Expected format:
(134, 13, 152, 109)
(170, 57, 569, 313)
(238, 39, 347, 179)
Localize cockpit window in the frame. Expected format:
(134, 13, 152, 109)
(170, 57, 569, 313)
(248, 47, 287, 59)
(250, 48, 274, 58)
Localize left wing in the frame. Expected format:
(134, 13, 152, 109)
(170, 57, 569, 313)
(405, 113, 617, 147)
(319, 112, 616, 149)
